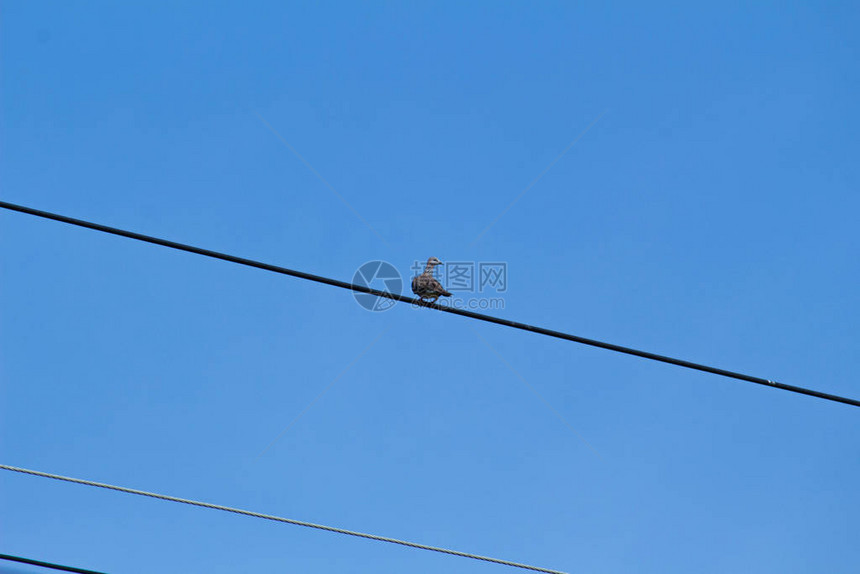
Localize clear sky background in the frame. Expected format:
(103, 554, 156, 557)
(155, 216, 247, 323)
(1, 2, 859, 573)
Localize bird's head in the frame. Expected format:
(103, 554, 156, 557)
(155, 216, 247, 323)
(427, 256, 443, 267)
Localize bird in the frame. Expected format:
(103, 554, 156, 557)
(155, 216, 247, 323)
(411, 256, 451, 303)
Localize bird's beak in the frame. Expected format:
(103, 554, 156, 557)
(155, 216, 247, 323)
(437, 261, 444, 265)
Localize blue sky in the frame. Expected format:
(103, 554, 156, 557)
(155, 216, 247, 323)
(2, 2, 859, 573)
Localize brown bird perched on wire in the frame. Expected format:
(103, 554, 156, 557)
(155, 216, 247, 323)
(411, 257, 451, 303)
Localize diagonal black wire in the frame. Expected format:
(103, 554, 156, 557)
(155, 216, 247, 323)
(0, 553, 108, 574)
(1, 199, 857, 408)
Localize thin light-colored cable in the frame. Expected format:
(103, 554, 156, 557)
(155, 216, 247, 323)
(0, 464, 567, 574)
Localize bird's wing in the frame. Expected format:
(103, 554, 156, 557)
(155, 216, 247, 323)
(412, 274, 451, 296)
(426, 276, 448, 294)
(412, 274, 434, 294)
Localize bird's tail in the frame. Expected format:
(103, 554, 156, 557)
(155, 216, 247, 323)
(442, 290, 452, 297)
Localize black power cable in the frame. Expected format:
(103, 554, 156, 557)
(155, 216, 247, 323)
(1, 200, 857, 408)
(0, 553, 107, 574)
